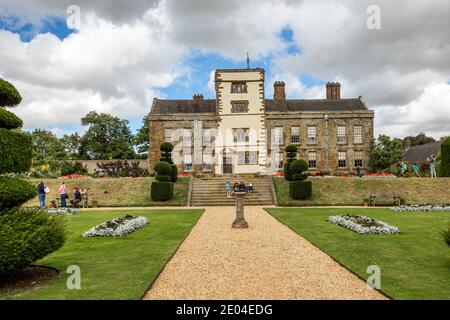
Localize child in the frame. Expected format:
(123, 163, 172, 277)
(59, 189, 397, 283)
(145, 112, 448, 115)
(412, 163, 421, 177)
(225, 180, 231, 198)
(399, 162, 408, 176)
(246, 183, 253, 193)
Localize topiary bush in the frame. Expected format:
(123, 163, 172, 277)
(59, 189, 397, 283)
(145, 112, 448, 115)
(289, 180, 312, 200)
(171, 164, 178, 182)
(290, 159, 308, 176)
(160, 142, 174, 164)
(0, 77, 66, 276)
(154, 161, 173, 176)
(441, 138, 450, 177)
(0, 177, 37, 211)
(151, 181, 173, 202)
(284, 144, 298, 181)
(0, 208, 67, 276)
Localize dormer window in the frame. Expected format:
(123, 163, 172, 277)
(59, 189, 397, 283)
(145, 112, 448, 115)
(231, 82, 247, 93)
(231, 101, 249, 113)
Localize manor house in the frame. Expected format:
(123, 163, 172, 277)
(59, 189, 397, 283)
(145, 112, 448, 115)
(148, 68, 374, 175)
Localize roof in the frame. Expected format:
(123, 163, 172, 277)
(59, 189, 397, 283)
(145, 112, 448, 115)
(150, 98, 368, 114)
(265, 99, 367, 112)
(150, 99, 217, 114)
(404, 141, 442, 163)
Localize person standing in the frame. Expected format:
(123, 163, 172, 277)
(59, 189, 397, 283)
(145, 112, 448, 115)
(37, 181, 46, 208)
(356, 165, 362, 178)
(59, 182, 67, 207)
(429, 154, 437, 178)
(225, 180, 231, 198)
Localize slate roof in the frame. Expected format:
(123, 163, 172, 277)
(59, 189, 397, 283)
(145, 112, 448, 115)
(151, 98, 369, 114)
(404, 141, 442, 163)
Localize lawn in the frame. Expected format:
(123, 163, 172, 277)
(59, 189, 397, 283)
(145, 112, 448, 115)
(267, 207, 450, 300)
(273, 177, 450, 206)
(24, 177, 189, 207)
(1, 209, 203, 300)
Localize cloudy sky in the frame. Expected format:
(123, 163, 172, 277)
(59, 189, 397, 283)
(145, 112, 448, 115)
(0, 0, 449, 139)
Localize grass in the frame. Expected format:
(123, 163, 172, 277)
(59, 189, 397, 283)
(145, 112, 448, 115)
(24, 177, 189, 207)
(273, 177, 450, 206)
(1, 209, 203, 300)
(267, 207, 450, 299)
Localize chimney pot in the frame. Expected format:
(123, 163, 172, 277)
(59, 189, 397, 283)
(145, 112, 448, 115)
(326, 82, 341, 100)
(273, 81, 286, 100)
(193, 94, 204, 101)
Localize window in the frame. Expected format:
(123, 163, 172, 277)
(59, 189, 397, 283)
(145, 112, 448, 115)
(338, 151, 347, 168)
(337, 126, 347, 144)
(291, 126, 300, 144)
(354, 151, 363, 167)
(354, 126, 363, 144)
(183, 128, 192, 147)
(164, 129, 173, 142)
(237, 151, 257, 165)
(272, 127, 283, 145)
(183, 154, 192, 171)
(202, 128, 212, 146)
(231, 82, 247, 93)
(274, 152, 284, 169)
(202, 153, 212, 171)
(233, 129, 249, 143)
(307, 126, 317, 144)
(308, 152, 317, 169)
(231, 101, 248, 113)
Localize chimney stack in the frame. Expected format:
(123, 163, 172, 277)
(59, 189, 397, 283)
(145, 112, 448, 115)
(326, 82, 341, 100)
(273, 81, 286, 100)
(193, 94, 204, 101)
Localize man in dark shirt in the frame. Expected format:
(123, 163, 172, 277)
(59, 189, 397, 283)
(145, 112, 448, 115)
(37, 181, 46, 208)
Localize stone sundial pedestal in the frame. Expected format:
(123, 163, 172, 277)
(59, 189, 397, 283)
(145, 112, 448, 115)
(232, 191, 248, 229)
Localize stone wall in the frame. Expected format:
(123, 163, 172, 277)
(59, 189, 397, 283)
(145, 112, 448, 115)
(67, 159, 149, 174)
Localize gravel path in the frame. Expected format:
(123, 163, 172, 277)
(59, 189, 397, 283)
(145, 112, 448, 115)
(144, 206, 386, 300)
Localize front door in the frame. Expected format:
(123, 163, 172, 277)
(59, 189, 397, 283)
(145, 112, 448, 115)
(223, 156, 233, 175)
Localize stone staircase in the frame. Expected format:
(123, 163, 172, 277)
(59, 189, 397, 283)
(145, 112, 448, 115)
(190, 176, 275, 206)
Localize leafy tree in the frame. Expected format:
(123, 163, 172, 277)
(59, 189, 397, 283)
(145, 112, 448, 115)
(60, 132, 83, 159)
(440, 137, 450, 177)
(80, 111, 135, 160)
(134, 115, 149, 158)
(403, 132, 435, 147)
(369, 135, 404, 171)
(30, 129, 67, 160)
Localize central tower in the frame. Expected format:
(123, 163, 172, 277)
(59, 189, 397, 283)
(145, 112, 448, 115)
(214, 68, 267, 175)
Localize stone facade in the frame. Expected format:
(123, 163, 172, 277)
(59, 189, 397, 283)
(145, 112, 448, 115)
(148, 68, 374, 175)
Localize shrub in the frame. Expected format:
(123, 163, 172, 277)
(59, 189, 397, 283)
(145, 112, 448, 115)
(171, 164, 178, 182)
(0, 128, 33, 174)
(442, 224, 450, 247)
(0, 78, 22, 107)
(289, 180, 312, 200)
(284, 144, 298, 181)
(292, 173, 308, 181)
(0, 108, 23, 129)
(60, 160, 76, 176)
(283, 163, 293, 181)
(160, 142, 174, 164)
(0, 177, 37, 211)
(0, 208, 67, 276)
(154, 161, 173, 176)
(156, 175, 171, 181)
(290, 159, 308, 175)
(441, 138, 450, 177)
(151, 181, 173, 202)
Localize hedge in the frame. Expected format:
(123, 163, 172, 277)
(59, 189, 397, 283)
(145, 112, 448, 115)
(0, 128, 33, 174)
(0, 108, 23, 129)
(0, 78, 22, 108)
(441, 138, 450, 177)
(171, 164, 178, 182)
(154, 161, 173, 176)
(151, 181, 173, 202)
(0, 177, 37, 211)
(0, 208, 67, 276)
(290, 159, 308, 175)
(289, 180, 312, 200)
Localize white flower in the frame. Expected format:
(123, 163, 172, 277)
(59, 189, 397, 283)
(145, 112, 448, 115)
(82, 216, 149, 237)
(328, 214, 400, 234)
(390, 205, 450, 213)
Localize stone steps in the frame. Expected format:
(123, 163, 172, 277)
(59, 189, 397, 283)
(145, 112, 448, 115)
(190, 176, 274, 206)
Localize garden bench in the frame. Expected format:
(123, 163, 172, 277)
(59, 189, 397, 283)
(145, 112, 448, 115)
(368, 192, 401, 206)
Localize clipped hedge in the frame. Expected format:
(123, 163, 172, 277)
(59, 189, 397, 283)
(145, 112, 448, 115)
(0, 108, 23, 129)
(0, 78, 22, 107)
(151, 181, 173, 202)
(291, 159, 308, 175)
(0, 177, 37, 211)
(0, 128, 33, 174)
(0, 208, 67, 276)
(171, 164, 178, 182)
(441, 138, 450, 177)
(154, 161, 173, 176)
(289, 180, 312, 200)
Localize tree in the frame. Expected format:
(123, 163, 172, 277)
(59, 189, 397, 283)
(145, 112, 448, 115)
(369, 135, 404, 171)
(80, 111, 135, 160)
(60, 132, 83, 159)
(30, 129, 67, 160)
(134, 115, 149, 158)
(403, 132, 435, 147)
(440, 137, 450, 177)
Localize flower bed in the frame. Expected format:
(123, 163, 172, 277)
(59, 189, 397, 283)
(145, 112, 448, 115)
(328, 214, 400, 234)
(391, 205, 450, 212)
(82, 215, 149, 237)
(60, 174, 89, 179)
(364, 173, 396, 178)
(47, 208, 79, 215)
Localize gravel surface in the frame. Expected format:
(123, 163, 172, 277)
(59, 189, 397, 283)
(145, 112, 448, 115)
(144, 206, 386, 300)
